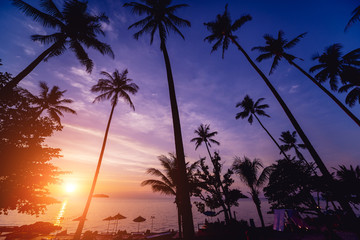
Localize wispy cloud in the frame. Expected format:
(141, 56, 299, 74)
(289, 85, 299, 93)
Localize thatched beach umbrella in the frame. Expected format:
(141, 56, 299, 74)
(103, 216, 115, 233)
(133, 216, 146, 233)
(113, 213, 126, 233)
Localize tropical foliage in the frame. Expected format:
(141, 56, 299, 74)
(204, 5, 331, 187)
(191, 124, 220, 160)
(2, 0, 114, 95)
(264, 159, 320, 215)
(23, 82, 76, 126)
(73, 69, 138, 239)
(194, 152, 245, 224)
(236, 95, 289, 160)
(252, 30, 360, 127)
(232, 157, 271, 227)
(0, 73, 64, 215)
(141, 154, 198, 236)
(279, 131, 306, 161)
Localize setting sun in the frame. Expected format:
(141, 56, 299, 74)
(64, 183, 77, 194)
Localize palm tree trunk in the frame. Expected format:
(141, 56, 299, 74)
(289, 61, 360, 127)
(0, 42, 59, 97)
(230, 37, 330, 178)
(204, 142, 213, 160)
(231, 38, 356, 217)
(231, 38, 355, 217)
(177, 204, 182, 238)
(253, 114, 290, 161)
(73, 104, 116, 240)
(160, 41, 194, 239)
(251, 190, 265, 228)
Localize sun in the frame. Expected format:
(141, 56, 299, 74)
(64, 182, 77, 194)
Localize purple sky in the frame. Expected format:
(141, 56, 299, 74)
(0, 0, 359, 197)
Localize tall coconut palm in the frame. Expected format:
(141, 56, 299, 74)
(191, 124, 219, 160)
(345, 5, 360, 31)
(123, 1, 194, 238)
(232, 156, 271, 228)
(310, 44, 360, 91)
(1, 0, 114, 96)
(204, 4, 331, 184)
(251, 31, 360, 127)
(24, 81, 76, 125)
(141, 154, 198, 238)
(73, 69, 138, 240)
(236, 95, 289, 161)
(279, 131, 306, 161)
(204, 6, 356, 216)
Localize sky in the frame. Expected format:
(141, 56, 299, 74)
(0, 0, 359, 199)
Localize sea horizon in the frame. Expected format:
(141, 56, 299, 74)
(0, 197, 274, 234)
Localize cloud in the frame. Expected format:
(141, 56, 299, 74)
(289, 85, 299, 93)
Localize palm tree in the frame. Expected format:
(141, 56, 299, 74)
(235, 95, 289, 161)
(310, 44, 360, 90)
(279, 131, 306, 161)
(191, 124, 219, 160)
(73, 69, 138, 240)
(204, 4, 330, 180)
(204, 6, 356, 216)
(190, 124, 233, 222)
(232, 156, 271, 228)
(345, 5, 360, 31)
(1, 0, 114, 96)
(339, 76, 360, 107)
(24, 81, 76, 125)
(252, 31, 360, 127)
(141, 154, 198, 238)
(123, 1, 194, 238)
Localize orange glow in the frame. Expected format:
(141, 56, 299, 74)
(54, 199, 67, 226)
(64, 182, 77, 194)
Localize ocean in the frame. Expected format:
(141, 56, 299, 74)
(0, 197, 273, 234)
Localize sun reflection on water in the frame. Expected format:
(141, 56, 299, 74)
(54, 199, 68, 226)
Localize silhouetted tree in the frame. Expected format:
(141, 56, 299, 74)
(191, 124, 220, 160)
(141, 154, 198, 238)
(191, 124, 234, 220)
(194, 153, 245, 223)
(73, 69, 138, 240)
(252, 31, 360, 127)
(236, 95, 289, 160)
(0, 73, 63, 215)
(279, 131, 306, 161)
(334, 165, 360, 207)
(338, 69, 360, 107)
(232, 157, 271, 227)
(264, 159, 320, 215)
(23, 82, 76, 126)
(203, 5, 331, 190)
(310, 44, 360, 91)
(123, 1, 194, 238)
(1, 0, 114, 96)
(345, 5, 360, 31)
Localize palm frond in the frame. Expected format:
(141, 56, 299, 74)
(255, 53, 274, 62)
(269, 55, 281, 75)
(70, 40, 93, 73)
(284, 32, 307, 49)
(232, 15, 252, 31)
(12, 0, 62, 28)
(40, 0, 62, 19)
(345, 5, 360, 31)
